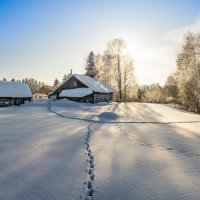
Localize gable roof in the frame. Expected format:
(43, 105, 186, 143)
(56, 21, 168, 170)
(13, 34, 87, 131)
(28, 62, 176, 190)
(0, 81, 32, 98)
(59, 74, 114, 93)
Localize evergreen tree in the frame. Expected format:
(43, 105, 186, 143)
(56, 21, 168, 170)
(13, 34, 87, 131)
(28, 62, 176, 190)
(53, 78, 60, 89)
(85, 51, 96, 77)
(63, 74, 67, 80)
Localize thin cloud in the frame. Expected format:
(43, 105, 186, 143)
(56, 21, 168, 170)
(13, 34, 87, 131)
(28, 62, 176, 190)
(164, 16, 200, 43)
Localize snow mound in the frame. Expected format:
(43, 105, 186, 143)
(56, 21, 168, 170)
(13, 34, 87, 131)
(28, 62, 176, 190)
(24, 100, 32, 105)
(97, 112, 119, 121)
(52, 99, 83, 107)
(96, 102, 111, 106)
(32, 98, 49, 105)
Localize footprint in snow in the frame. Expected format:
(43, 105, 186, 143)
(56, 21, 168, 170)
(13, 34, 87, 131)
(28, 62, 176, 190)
(165, 147, 174, 151)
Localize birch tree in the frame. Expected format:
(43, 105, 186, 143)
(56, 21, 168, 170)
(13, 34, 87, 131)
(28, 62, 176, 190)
(104, 38, 136, 101)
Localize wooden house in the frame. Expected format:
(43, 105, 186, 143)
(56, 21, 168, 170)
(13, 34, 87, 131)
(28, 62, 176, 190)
(49, 74, 114, 103)
(0, 81, 32, 106)
(33, 93, 48, 99)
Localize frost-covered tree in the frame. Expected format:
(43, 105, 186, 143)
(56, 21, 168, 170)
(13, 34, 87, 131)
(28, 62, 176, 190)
(85, 51, 96, 78)
(26, 78, 39, 94)
(94, 53, 112, 84)
(163, 73, 178, 102)
(104, 39, 125, 100)
(37, 85, 52, 95)
(104, 38, 136, 101)
(53, 78, 60, 90)
(88, 39, 137, 101)
(139, 84, 164, 103)
(176, 32, 200, 112)
(194, 33, 200, 112)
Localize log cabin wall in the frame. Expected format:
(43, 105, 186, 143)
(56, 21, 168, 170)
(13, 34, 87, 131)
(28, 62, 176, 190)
(0, 97, 32, 107)
(94, 93, 113, 103)
(60, 93, 94, 103)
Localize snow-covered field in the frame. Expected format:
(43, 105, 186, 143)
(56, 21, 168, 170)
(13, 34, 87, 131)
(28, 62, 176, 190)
(0, 100, 200, 200)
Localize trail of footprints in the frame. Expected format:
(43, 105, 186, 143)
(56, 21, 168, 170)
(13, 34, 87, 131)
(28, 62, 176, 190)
(49, 104, 199, 200)
(48, 105, 95, 199)
(117, 125, 200, 157)
(84, 122, 95, 200)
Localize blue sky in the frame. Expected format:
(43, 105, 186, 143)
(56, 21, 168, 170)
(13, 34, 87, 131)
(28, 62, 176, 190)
(1, 0, 200, 85)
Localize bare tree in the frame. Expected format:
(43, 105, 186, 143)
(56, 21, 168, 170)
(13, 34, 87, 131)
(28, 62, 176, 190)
(105, 39, 125, 100)
(121, 55, 136, 101)
(103, 39, 136, 101)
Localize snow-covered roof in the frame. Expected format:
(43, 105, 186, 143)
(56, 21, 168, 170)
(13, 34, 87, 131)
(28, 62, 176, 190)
(0, 81, 32, 98)
(61, 74, 115, 93)
(59, 88, 93, 98)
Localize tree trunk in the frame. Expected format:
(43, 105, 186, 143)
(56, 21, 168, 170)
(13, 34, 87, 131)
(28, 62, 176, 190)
(117, 55, 122, 100)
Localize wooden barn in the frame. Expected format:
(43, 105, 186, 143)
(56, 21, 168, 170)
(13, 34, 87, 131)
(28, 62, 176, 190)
(49, 74, 114, 103)
(0, 81, 32, 106)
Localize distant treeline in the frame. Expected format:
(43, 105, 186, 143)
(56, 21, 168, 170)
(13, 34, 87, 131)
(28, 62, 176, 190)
(1, 78, 52, 95)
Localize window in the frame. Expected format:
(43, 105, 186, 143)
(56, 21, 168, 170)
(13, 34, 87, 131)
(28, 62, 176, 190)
(73, 80, 77, 87)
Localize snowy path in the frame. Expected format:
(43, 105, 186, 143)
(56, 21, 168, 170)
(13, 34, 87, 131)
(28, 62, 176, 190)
(50, 102, 200, 200)
(1, 102, 200, 200)
(49, 104, 96, 199)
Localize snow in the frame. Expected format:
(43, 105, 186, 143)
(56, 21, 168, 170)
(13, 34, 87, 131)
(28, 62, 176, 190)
(59, 88, 93, 98)
(31, 98, 49, 105)
(0, 81, 32, 98)
(74, 74, 115, 93)
(50, 99, 113, 121)
(0, 105, 88, 200)
(61, 74, 115, 93)
(0, 102, 200, 200)
(89, 103, 200, 200)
